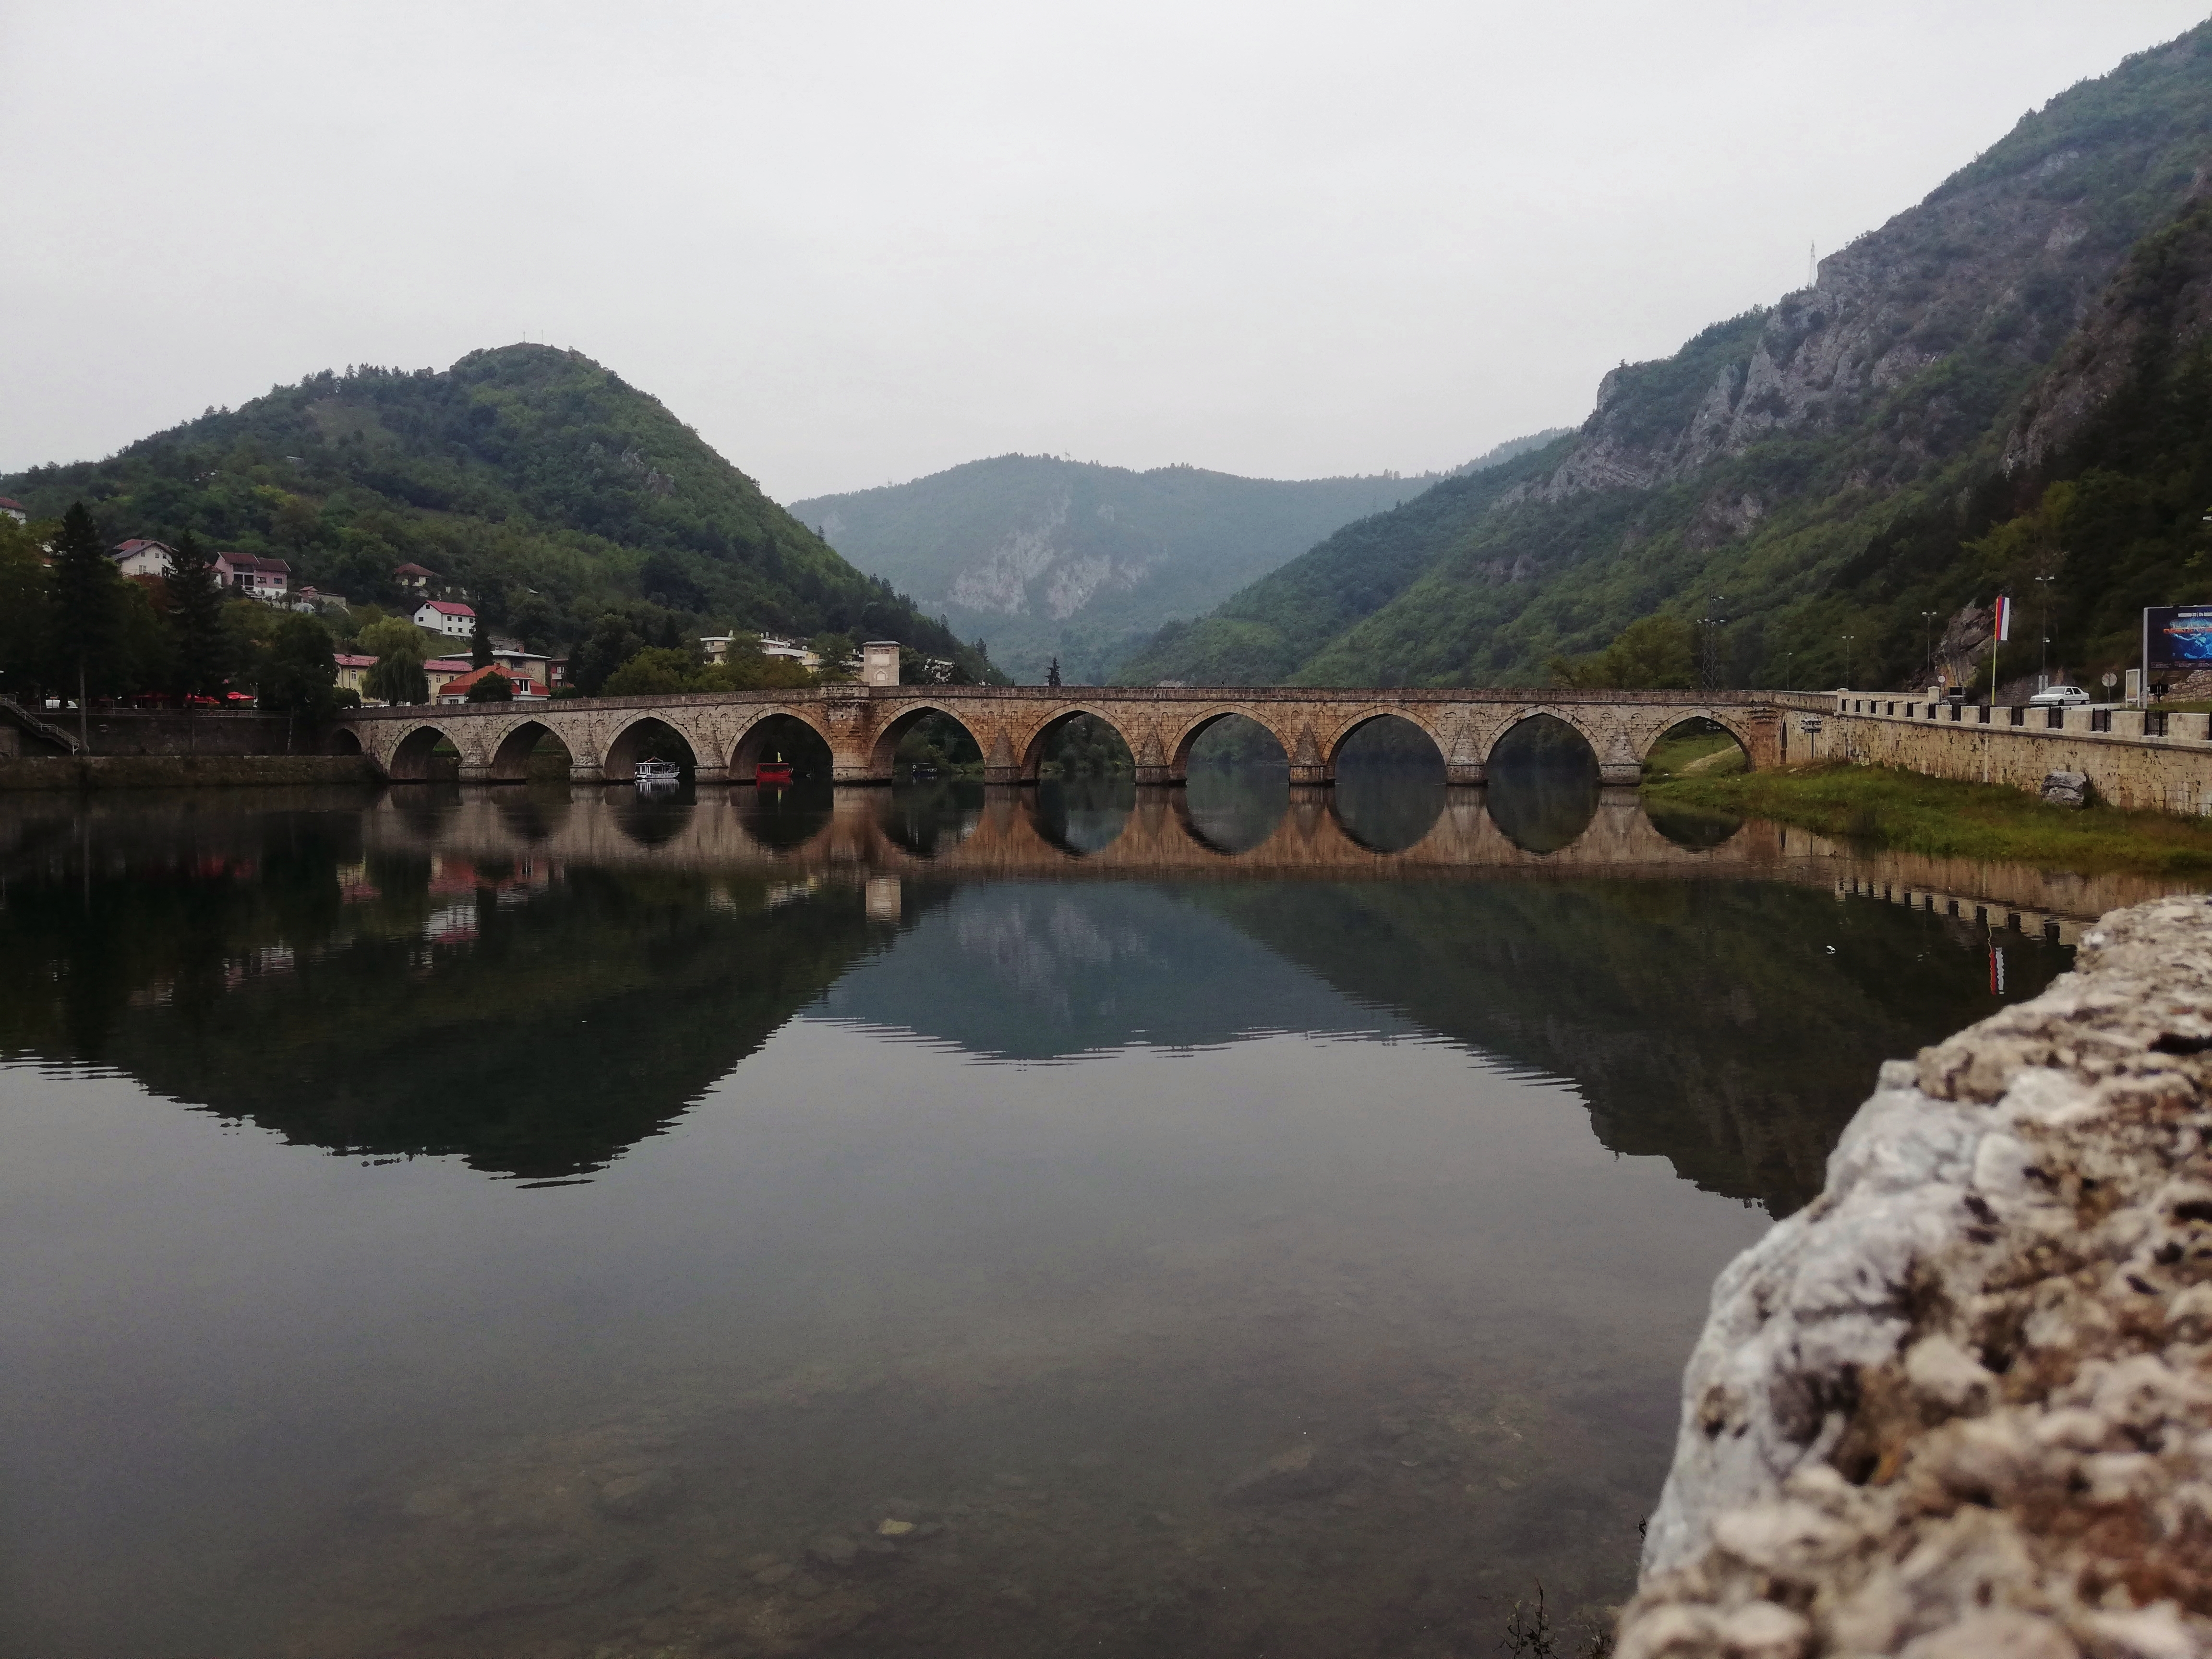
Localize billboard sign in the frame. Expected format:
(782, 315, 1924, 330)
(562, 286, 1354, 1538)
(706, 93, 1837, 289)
(2146, 605, 2212, 667)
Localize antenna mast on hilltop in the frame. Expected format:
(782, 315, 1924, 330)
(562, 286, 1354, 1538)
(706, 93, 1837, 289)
(1807, 241, 1816, 289)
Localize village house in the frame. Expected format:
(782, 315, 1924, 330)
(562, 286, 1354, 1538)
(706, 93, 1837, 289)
(486, 639, 553, 685)
(392, 562, 441, 593)
(702, 634, 820, 670)
(333, 652, 377, 699)
(0, 496, 28, 524)
(110, 539, 176, 578)
(414, 600, 476, 638)
(422, 657, 475, 698)
(435, 664, 549, 704)
(216, 552, 290, 600)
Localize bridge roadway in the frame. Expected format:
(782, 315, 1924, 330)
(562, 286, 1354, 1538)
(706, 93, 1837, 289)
(337, 684, 1815, 787)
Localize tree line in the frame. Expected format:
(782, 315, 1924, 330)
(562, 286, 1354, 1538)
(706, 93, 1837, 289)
(0, 504, 341, 743)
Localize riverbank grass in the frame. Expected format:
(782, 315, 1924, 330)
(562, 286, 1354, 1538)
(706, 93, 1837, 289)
(1646, 762, 2212, 876)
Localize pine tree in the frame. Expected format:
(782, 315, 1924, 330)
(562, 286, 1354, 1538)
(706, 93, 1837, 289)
(1046, 657, 1062, 688)
(49, 503, 120, 750)
(167, 531, 227, 746)
(470, 616, 493, 671)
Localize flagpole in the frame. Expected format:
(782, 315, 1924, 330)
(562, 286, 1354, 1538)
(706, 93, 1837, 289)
(1987, 595, 2007, 784)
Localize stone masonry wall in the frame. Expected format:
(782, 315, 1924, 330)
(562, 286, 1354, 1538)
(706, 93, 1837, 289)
(1816, 698, 2212, 813)
(1617, 893, 2212, 1659)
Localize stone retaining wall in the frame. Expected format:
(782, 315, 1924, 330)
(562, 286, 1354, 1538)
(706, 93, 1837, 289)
(1816, 697, 2212, 812)
(1619, 893, 2212, 1658)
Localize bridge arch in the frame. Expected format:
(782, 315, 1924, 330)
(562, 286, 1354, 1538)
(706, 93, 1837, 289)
(730, 706, 836, 782)
(1017, 704, 1139, 781)
(387, 721, 465, 781)
(485, 718, 573, 782)
(867, 703, 987, 781)
(1322, 709, 1446, 774)
(1166, 707, 1295, 780)
(602, 714, 699, 782)
(1636, 710, 1758, 774)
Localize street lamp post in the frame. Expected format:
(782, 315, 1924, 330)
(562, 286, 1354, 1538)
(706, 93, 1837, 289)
(1921, 610, 1939, 687)
(2034, 574, 2056, 689)
(1841, 633, 1857, 690)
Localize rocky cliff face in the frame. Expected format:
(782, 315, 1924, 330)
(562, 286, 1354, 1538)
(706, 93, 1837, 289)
(1125, 23, 2212, 693)
(1620, 893, 2212, 1659)
(2003, 195, 2212, 477)
(1539, 31, 2212, 510)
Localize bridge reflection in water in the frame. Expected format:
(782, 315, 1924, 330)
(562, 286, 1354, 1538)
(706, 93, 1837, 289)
(353, 780, 2179, 934)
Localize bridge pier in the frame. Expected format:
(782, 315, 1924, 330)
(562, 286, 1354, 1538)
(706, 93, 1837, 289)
(1445, 763, 1487, 786)
(569, 761, 606, 784)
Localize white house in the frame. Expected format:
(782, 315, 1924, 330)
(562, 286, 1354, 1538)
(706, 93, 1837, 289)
(414, 600, 476, 638)
(111, 539, 176, 578)
(1, 497, 32, 525)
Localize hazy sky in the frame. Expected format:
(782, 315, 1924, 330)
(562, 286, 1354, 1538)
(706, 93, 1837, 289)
(5, 2, 2208, 503)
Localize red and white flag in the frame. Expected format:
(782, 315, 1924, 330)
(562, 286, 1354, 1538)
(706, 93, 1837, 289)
(1994, 594, 2013, 641)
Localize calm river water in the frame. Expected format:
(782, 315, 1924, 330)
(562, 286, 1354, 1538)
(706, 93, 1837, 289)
(0, 769, 2163, 1658)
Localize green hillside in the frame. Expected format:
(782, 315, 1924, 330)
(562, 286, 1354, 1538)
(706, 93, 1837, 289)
(1121, 22, 2212, 693)
(793, 434, 1560, 684)
(0, 345, 992, 675)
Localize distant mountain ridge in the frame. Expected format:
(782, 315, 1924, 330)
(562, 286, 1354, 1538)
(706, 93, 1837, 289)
(1122, 23, 2212, 692)
(791, 433, 1561, 683)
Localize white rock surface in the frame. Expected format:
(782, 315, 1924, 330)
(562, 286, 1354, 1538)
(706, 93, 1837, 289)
(1621, 894, 2212, 1658)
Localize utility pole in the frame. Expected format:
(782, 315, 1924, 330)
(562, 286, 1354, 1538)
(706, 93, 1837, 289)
(1699, 594, 1726, 692)
(1921, 610, 1939, 687)
(2034, 573, 2056, 688)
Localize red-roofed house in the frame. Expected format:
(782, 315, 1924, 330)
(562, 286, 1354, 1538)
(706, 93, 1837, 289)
(414, 599, 476, 638)
(333, 652, 377, 699)
(1, 497, 32, 524)
(435, 664, 548, 704)
(422, 657, 474, 698)
(111, 539, 176, 577)
(393, 562, 441, 592)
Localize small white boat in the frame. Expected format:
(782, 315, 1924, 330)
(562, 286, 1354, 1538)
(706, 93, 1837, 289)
(633, 758, 682, 790)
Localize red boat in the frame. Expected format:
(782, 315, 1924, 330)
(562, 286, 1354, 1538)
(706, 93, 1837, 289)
(755, 754, 793, 785)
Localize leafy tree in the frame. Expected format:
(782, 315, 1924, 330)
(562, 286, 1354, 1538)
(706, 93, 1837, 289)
(809, 632, 856, 682)
(601, 646, 697, 697)
(0, 516, 53, 698)
(360, 615, 430, 705)
(167, 531, 229, 712)
(48, 503, 120, 746)
(470, 618, 494, 671)
(258, 613, 340, 721)
(700, 637, 812, 691)
(466, 669, 514, 702)
(568, 614, 646, 696)
(1548, 616, 1695, 689)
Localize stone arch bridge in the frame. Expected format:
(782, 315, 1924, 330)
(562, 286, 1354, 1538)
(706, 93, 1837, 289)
(337, 686, 1803, 786)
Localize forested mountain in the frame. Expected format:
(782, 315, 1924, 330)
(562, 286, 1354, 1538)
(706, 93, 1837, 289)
(792, 434, 1559, 684)
(1, 345, 992, 676)
(1123, 23, 2212, 692)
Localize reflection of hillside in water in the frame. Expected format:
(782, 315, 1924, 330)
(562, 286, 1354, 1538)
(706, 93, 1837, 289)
(0, 816, 906, 1180)
(0, 784, 2110, 1206)
(1187, 881, 2075, 1215)
(817, 885, 1421, 1059)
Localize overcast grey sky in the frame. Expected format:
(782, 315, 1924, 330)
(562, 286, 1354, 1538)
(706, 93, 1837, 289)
(4, 2, 2208, 503)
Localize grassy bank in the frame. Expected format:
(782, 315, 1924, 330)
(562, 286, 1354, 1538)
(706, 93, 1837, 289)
(1646, 762, 2212, 876)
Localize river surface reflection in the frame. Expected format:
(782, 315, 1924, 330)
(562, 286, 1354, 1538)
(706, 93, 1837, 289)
(0, 774, 2163, 1658)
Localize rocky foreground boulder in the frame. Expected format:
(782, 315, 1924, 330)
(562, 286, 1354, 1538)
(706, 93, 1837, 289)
(1621, 894, 2212, 1659)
